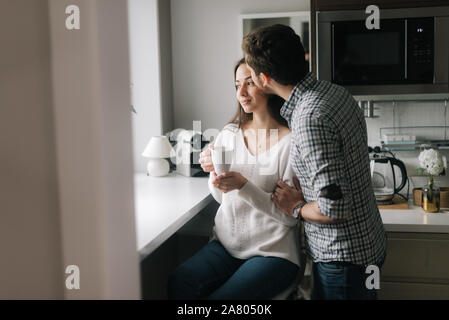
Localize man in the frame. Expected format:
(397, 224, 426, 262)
(241, 24, 386, 300)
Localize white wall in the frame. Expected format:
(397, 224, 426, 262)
(129, 0, 163, 173)
(0, 0, 63, 299)
(170, 0, 310, 132)
(366, 100, 449, 193)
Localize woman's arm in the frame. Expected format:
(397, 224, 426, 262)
(208, 172, 223, 204)
(213, 170, 298, 227)
(202, 124, 238, 204)
(215, 138, 298, 227)
(237, 179, 298, 227)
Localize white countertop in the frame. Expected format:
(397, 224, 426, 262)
(380, 202, 449, 233)
(134, 172, 449, 261)
(134, 172, 211, 260)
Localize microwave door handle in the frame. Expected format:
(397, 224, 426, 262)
(404, 19, 407, 80)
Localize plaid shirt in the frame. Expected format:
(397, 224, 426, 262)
(281, 72, 386, 266)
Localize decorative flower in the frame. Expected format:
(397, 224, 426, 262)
(418, 149, 444, 176)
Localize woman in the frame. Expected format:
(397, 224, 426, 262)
(167, 58, 301, 300)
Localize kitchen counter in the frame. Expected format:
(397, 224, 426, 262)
(134, 171, 449, 263)
(134, 172, 212, 261)
(378, 203, 449, 300)
(380, 202, 449, 233)
(134, 173, 449, 299)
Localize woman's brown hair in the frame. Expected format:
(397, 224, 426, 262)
(228, 58, 288, 129)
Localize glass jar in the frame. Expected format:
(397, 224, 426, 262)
(422, 184, 440, 213)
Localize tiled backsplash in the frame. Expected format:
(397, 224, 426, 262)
(366, 100, 449, 195)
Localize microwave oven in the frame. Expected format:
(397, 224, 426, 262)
(317, 6, 449, 96)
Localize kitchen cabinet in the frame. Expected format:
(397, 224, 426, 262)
(379, 232, 449, 299)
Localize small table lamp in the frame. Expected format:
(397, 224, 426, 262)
(142, 136, 174, 177)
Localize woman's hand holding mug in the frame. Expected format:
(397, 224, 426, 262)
(199, 144, 215, 173)
(212, 171, 248, 193)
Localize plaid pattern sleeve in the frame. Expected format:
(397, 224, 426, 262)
(281, 72, 387, 266)
(297, 114, 352, 220)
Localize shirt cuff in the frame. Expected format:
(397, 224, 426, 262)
(317, 196, 351, 220)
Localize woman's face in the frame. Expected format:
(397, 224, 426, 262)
(235, 63, 268, 114)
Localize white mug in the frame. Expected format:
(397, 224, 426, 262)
(211, 146, 233, 176)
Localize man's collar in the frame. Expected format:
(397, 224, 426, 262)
(293, 72, 317, 95)
(280, 72, 317, 125)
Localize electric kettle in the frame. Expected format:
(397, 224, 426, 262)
(369, 152, 408, 204)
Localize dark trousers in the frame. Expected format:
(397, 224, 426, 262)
(312, 259, 384, 300)
(168, 240, 299, 300)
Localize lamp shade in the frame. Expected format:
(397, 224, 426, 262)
(142, 136, 173, 158)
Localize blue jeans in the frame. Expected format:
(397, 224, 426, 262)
(168, 240, 299, 300)
(311, 259, 385, 300)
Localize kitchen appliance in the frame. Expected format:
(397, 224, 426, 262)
(317, 6, 449, 95)
(370, 153, 408, 205)
(174, 130, 210, 177)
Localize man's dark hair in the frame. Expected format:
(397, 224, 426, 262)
(242, 24, 308, 86)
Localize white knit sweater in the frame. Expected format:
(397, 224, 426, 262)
(209, 124, 300, 266)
